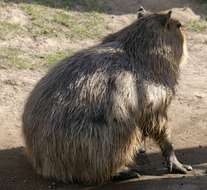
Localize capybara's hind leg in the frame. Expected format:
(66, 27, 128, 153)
(112, 167, 140, 181)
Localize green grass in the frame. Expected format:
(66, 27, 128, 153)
(20, 3, 106, 40)
(0, 48, 34, 69)
(186, 20, 207, 32)
(3, 0, 105, 12)
(52, 10, 106, 40)
(0, 1, 107, 69)
(0, 47, 77, 69)
(42, 48, 76, 66)
(0, 21, 25, 40)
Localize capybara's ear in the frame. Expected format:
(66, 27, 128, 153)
(137, 6, 145, 12)
(161, 10, 172, 27)
(137, 6, 146, 19)
(167, 10, 172, 18)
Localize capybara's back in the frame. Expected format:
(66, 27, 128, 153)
(23, 11, 191, 185)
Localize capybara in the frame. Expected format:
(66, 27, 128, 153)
(22, 10, 192, 185)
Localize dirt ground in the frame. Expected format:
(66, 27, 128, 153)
(0, 0, 207, 190)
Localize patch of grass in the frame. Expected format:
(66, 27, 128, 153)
(0, 47, 77, 69)
(55, 11, 106, 40)
(0, 1, 107, 69)
(0, 21, 25, 40)
(0, 48, 34, 69)
(42, 48, 76, 66)
(20, 3, 106, 40)
(20, 4, 58, 37)
(186, 20, 207, 32)
(3, 0, 104, 12)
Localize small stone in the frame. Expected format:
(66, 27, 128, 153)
(195, 95, 203, 99)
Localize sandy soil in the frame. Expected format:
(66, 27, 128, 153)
(0, 1, 207, 190)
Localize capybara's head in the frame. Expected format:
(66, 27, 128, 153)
(123, 10, 187, 65)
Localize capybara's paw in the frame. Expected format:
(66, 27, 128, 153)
(167, 156, 192, 174)
(182, 164, 193, 171)
(139, 147, 146, 154)
(113, 169, 140, 181)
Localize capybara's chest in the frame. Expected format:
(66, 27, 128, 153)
(144, 83, 173, 112)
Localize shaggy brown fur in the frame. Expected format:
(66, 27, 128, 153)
(22, 10, 191, 185)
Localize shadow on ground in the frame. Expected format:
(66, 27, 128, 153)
(0, 146, 206, 190)
(4, 0, 207, 16)
(95, 175, 207, 190)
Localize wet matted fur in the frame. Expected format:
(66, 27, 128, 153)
(22, 11, 190, 184)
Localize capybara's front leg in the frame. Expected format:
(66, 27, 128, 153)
(166, 150, 193, 173)
(156, 130, 193, 174)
